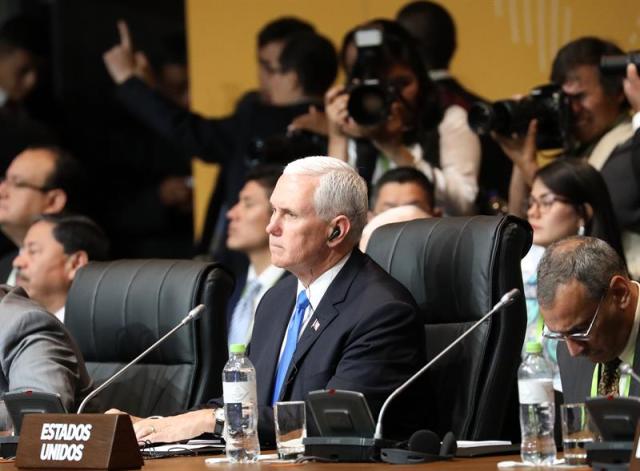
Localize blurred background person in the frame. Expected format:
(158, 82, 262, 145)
(103, 18, 336, 258)
(224, 165, 288, 347)
(395, 0, 511, 214)
(0, 146, 84, 283)
(325, 19, 480, 215)
(368, 166, 435, 217)
(521, 157, 623, 390)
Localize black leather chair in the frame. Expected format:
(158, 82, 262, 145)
(65, 259, 234, 417)
(366, 215, 532, 441)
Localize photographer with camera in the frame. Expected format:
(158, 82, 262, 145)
(325, 20, 480, 216)
(486, 37, 632, 217)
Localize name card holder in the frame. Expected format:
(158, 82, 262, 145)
(15, 414, 143, 470)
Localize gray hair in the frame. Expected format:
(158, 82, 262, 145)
(283, 157, 368, 243)
(537, 236, 628, 309)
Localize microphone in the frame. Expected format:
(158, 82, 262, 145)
(374, 288, 521, 440)
(619, 362, 640, 386)
(76, 304, 206, 414)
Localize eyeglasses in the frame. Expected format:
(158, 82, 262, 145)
(527, 194, 573, 213)
(542, 292, 606, 342)
(0, 176, 52, 192)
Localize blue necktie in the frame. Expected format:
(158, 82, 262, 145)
(228, 279, 262, 347)
(272, 290, 309, 405)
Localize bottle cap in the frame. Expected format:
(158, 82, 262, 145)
(229, 343, 246, 354)
(525, 341, 543, 354)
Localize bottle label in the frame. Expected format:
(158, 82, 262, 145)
(518, 378, 554, 404)
(223, 381, 257, 404)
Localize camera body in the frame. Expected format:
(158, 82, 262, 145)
(468, 84, 571, 150)
(347, 29, 398, 126)
(600, 53, 640, 74)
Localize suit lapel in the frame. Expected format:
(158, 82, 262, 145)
(277, 251, 365, 401)
(632, 336, 640, 397)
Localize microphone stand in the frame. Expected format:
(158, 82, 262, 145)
(77, 304, 205, 414)
(374, 289, 521, 440)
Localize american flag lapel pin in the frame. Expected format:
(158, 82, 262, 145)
(312, 319, 320, 331)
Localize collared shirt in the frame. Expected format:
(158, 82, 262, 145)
(633, 111, 640, 132)
(428, 69, 452, 81)
(238, 264, 286, 346)
(54, 307, 65, 324)
(277, 253, 351, 361)
(620, 281, 640, 370)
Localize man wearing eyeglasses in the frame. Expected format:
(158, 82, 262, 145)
(537, 236, 640, 403)
(0, 146, 83, 283)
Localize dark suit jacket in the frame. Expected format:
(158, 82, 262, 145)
(236, 249, 426, 445)
(558, 322, 640, 403)
(601, 129, 640, 233)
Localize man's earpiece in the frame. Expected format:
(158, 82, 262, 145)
(328, 226, 341, 242)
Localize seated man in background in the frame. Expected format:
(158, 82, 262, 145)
(0, 146, 84, 282)
(369, 166, 436, 217)
(360, 166, 436, 251)
(537, 236, 640, 402)
(225, 165, 287, 347)
(0, 284, 92, 412)
(117, 157, 426, 446)
(13, 214, 109, 322)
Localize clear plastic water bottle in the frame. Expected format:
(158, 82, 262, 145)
(518, 341, 556, 465)
(222, 343, 260, 463)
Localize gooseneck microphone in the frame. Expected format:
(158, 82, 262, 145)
(374, 288, 521, 440)
(76, 304, 206, 414)
(619, 362, 640, 386)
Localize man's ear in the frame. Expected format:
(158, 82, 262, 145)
(43, 189, 68, 215)
(66, 250, 88, 282)
(327, 215, 351, 247)
(610, 275, 633, 309)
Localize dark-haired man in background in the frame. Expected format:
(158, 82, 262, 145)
(369, 166, 435, 217)
(103, 17, 337, 256)
(225, 165, 287, 347)
(0, 146, 84, 282)
(13, 213, 109, 322)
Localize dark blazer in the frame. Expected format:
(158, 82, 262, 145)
(558, 324, 640, 403)
(245, 249, 426, 445)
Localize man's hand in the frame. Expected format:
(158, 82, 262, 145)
(288, 105, 329, 136)
(159, 176, 193, 212)
(103, 20, 148, 85)
(492, 119, 539, 185)
(133, 409, 214, 444)
(624, 63, 640, 113)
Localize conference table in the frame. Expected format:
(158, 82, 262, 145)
(0, 454, 590, 470)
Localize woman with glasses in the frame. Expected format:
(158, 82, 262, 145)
(522, 157, 624, 390)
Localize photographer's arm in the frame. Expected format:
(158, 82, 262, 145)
(493, 120, 539, 186)
(325, 85, 350, 161)
(508, 166, 530, 218)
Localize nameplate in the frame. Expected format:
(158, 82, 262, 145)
(15, 414, 143, 470)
